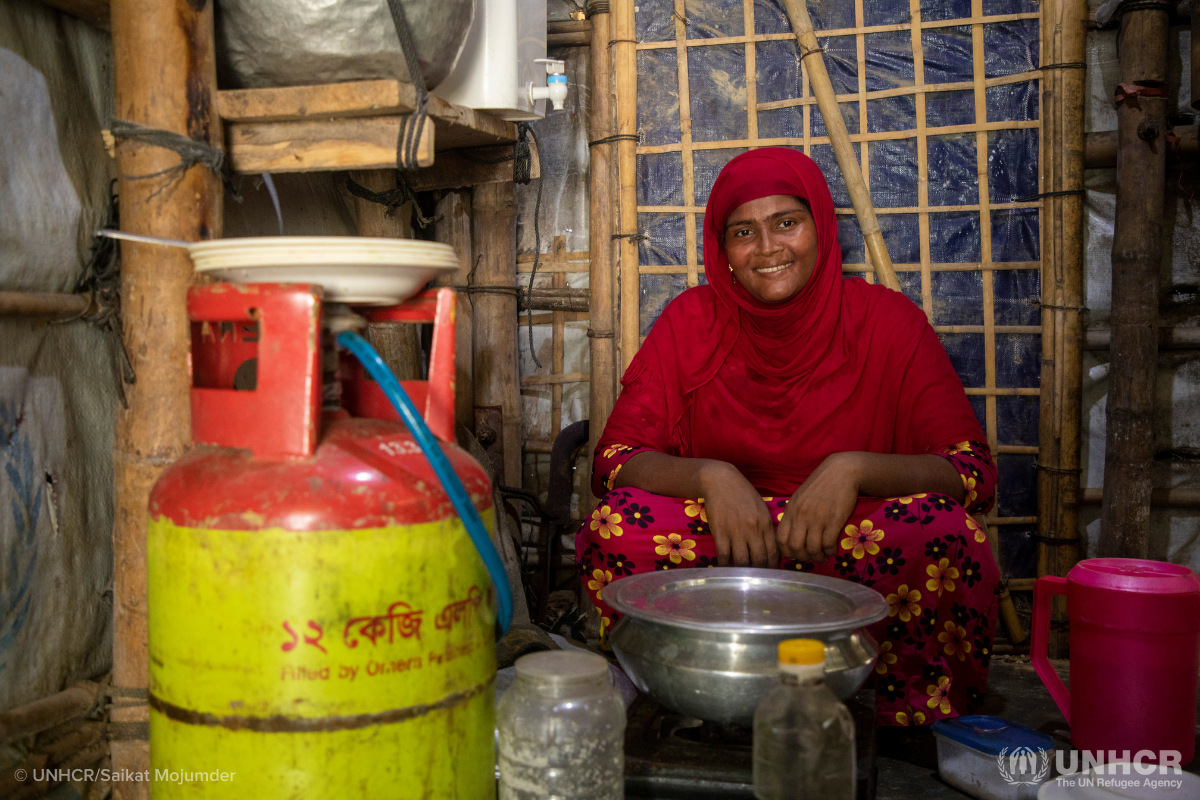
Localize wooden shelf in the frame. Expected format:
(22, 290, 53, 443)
(218, 80, 518, 175)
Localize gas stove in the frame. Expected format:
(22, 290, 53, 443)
(624, 689, 878, 799)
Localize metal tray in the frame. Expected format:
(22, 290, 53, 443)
(604, 567, 890, 635)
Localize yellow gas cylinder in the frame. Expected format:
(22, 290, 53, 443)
(147, 284, 502, 798)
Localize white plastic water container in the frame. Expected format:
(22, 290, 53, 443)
(932, 715, 1056, 800)
(433, 0, 547, 120)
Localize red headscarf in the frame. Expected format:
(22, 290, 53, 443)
(600, 148, 984, 494)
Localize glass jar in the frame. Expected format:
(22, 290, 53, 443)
(497, 650, 626, 799)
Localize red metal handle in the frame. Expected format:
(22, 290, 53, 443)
(188, 284, 323, 460)
(1032, 575, 1070, 723)
(360, 288, 456, 443)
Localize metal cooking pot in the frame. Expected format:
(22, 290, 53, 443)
(603, 568, 889, 726)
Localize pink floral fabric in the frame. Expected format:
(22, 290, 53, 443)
(576, 441, 1000, 727)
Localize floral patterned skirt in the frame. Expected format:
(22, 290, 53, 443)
(576, 490, 1000, 727)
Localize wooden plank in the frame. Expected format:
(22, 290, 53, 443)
(219, 80, 418, 123)
(472, 183, 523, 486)
(219, 80, 514, 141)
(406, 143, 541, 193)
(225, 116, 432, 173)
(218, 79, 517, 173)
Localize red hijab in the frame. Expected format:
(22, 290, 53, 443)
(602, 148, 984, 494)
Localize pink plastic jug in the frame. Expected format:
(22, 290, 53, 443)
(1032, 558, 1200, 763)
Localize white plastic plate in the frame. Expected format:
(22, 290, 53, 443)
(188, 237, 460, 305)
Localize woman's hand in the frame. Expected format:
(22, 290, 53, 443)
(776, 453, 862, 562)
(699, 462, 779, 568)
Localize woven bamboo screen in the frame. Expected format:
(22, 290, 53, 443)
(613, 0, 1044, 578)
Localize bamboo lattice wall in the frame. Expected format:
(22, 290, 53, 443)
(612, 0, 1045, 579)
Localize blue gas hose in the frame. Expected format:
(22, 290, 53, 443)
(338, 331, 514, 636)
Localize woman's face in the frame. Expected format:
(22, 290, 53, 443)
(722, 194, 819, 304)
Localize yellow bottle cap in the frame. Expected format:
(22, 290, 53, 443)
(777, 639, 826, 666)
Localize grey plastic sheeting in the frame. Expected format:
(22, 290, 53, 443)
(631, 0, 1042, 578)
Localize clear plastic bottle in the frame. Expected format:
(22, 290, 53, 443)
(497, 649, 626, 799)
(753, 638, 856, 800)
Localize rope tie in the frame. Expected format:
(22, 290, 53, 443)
(62, 189, 136, 407)
(612, 232, 648, 242)
(1114, 81, 1168, 108)
(1031, 300, 1089, 312)
(1038, 62, 1087, 71)
(587, 329, 615, 339)
(384, 0, 430, 170)
(344, 172, 438, 228)
(110, 119, 238, 201)
(1034, 461, 1082, 475)
(585, 1, 610, 15)
(588, 133, 640, 147)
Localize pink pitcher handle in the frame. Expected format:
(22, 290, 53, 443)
(1032, 575, 1070, 723)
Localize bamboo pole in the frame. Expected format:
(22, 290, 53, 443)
(346, 170, 422, 381)
(1035, 0, 1086, 657)
(1085, 326, 1200, 350)
(0, 292, 92, 319)
(1098, 6, 1169, 560)
(589, 4, 617, 502)
(613, 0, 640, 372)
(0, 682, 98, 744)
(434, 189, 477, 438)
(1084, 124, 1198, 167)
(471, 182, 522, 486)
(110, 0, 223, 795)
(550, 236, 568, 439)
(1084, 488, 1200, 506)
(780, 0, 901, 292)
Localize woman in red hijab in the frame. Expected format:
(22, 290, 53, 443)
(577, 148, 999, 727)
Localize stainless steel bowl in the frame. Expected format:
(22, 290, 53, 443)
(602, 568, 889, 725)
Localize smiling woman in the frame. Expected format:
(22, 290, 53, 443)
(723, 195, 818, 304)
(577, 148, 1001, 728)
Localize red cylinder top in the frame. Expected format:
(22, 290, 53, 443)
(150, 417, 492, 531)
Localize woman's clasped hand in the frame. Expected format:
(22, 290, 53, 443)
(696, 457, 858, 567)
